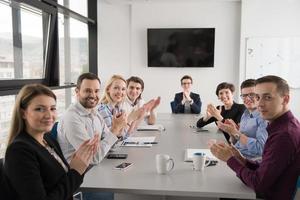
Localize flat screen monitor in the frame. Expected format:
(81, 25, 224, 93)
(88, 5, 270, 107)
(147, 28, 215, 67)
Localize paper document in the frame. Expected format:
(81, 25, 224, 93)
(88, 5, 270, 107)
(137, 124, 165, 131)
(120, 136, 156, 147)
(184, 148, 218, 162)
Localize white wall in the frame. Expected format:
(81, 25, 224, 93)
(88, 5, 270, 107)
(239, 0, 300, 118)
(98, 0, 241, 113)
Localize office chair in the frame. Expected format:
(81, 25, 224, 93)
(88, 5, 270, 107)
(170, 101, 176, 113)
(73, 191, 83, 200)
(50, 121, 59, 140)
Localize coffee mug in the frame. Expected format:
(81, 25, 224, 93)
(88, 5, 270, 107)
(156, 154, 174, 174)
(192, 152, 211, 171)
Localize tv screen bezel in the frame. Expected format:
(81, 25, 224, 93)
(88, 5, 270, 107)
(147, 28, 215, 68)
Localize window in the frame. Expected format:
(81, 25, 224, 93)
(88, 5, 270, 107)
(0, 2, 14, 80)
(0, 0, 97, 158)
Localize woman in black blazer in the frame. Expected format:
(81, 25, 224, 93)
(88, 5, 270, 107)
(3, 84, 99, 200)
(197, 82, 245, 142)
(173, 75, 202, 114)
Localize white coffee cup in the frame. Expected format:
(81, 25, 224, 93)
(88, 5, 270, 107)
(156, 154, 174, 174)
(192, 152, 211, 171)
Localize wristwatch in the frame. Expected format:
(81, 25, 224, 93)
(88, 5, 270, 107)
(234, 133, 241, 141)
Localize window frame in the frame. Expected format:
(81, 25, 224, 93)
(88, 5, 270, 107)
(0, 0, 97, 96)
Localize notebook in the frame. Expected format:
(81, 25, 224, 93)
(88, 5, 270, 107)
(184, 148, 218, 162)
(120, 136, 156, 147)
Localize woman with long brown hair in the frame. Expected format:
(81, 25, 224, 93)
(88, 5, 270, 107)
(4, 84, 99, 200)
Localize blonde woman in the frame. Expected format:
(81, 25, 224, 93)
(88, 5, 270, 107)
(4, 84, 98, 200)
(99, 75, 147, 137)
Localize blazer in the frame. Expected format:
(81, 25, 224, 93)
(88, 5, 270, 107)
(173, 92, 202, 114)
(4, 131, 83, 200)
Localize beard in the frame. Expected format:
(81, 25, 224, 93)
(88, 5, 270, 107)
(79, 96, 99, 109)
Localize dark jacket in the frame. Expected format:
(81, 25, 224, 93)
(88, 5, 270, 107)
(197, 102, 246, 142)
(4, 131, 83, 200)
(173, 92, 202, 114)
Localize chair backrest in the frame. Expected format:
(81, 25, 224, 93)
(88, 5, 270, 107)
(170, 101, 175, 113)
(50, 122, 58, 140)
(294, 176, 300, 199)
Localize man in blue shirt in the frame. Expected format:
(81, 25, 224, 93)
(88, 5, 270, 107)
(217, 79, 268, 158)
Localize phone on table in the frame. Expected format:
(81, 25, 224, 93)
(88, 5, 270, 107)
(107, 153, 128, 159)
(114, 162, 133, 170)
(205, 160, 218, 166)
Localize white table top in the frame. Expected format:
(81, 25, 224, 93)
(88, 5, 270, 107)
(81, 113, 256, 199)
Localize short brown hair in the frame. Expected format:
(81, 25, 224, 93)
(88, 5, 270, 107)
(240, 79, 256, 90)
(215, 82, 235, 96)
(127, 76, 144, 91)
(255, 75, 289, 96)
(76, 72, 101, 89)
(181, 75, 193, 84)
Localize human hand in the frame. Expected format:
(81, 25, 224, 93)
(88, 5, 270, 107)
(111, 112, 127, 136)
(216, 121, 238, 136)
(69, 134, 99, 175)
(183, 91, 191, 101)
(228, 144, 246, 165)
(207, 104, 222, 120)
(210, 143, 234, 162)
(143, 99, 155, 112)
(149, 97, 160, 111)
(225, 119, 239, 130)
(128, 106, 146, 123)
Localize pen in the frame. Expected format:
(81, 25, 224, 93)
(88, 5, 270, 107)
(142, 142, 158, 144)
(124, 142, 137, 145)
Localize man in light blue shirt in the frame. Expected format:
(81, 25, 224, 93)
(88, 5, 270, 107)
(217, 79, 268, 158)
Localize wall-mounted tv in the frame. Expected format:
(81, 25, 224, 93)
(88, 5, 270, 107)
(147, 28, 215, 67)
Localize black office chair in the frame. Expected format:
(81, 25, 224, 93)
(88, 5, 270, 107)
(170, 101, 176, 113)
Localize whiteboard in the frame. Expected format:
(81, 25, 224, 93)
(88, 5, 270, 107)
(245, 37, 300, 88)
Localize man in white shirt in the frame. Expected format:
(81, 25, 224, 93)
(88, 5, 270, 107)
(122, 76, 160, 125)
(57, 73, 126, 165)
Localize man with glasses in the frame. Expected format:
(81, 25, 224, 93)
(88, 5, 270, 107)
(211, 75, 300, 199)
(217, 79, 268, 159)
(173, 75, 202, 114)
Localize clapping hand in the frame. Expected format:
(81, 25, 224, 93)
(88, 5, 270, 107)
(216, 120, 237, 136)
(210, 142, 234, 162)
(149, 97, 161, 112)
(111, 111, 127, 136)
(69, 134, 100, 175)
(207, 104, 223, 121)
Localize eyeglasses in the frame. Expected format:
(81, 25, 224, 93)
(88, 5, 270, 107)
(240, 93, 256, 99)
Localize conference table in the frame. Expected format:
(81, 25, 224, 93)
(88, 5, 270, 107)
(81, 114, 256, 200)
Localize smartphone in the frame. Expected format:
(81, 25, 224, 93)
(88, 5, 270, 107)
(206, 160, 218, 166)
(114, 162, 133, 170)
(107, 153, 128, 159)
